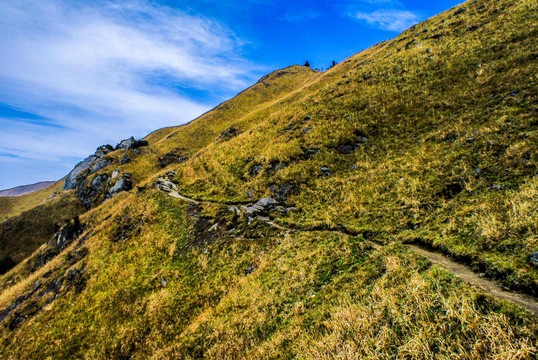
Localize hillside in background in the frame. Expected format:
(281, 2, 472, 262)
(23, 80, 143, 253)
(0, 182, 55, 197)
(0, 0, 537, 358)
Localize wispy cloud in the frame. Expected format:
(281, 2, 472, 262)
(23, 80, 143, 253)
(354, 9, 422, 32)
(0, 0, 259, 188)
(345, 0, 422, 32)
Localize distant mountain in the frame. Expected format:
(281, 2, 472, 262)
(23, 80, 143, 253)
(0, 181, 55, 197)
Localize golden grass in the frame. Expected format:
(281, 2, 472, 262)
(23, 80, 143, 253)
(0, 0, 537, 358)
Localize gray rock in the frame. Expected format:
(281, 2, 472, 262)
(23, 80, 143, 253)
(120, 156, 131, 164)
(321, 166, 331, 176)
(90, 173, 108, 191)
(229, 206, 241, 215)
(528, 252, 538, 268)
(64, 155, 98, 190)
(111, 169, 121, 179)
(249, 164, 263, 177)
(94, 145, 114, 158)
(256, 197, 278, 208)
(154, 178, 178, 192)
(246, 189, 254, 199)
(208, 223, 218, 232)
(116, 137, 149, 151)
(77, 173, 108, 209)
(301, 127, 312, 134)
(108, 175, 132, 197)
(90, 159, 112, 174)
(246, 205, 265, 215)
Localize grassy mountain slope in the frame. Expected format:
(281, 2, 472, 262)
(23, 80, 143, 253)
(0, 180, 64, 223)
(0, 0, 537, 358)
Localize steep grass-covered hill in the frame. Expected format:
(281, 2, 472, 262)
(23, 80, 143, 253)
(0, 0, 537, 358)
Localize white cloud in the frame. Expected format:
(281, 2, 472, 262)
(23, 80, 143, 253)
(353, 9, 422, 32)
(0, 0, 260, 189)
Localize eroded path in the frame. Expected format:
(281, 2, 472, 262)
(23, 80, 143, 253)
(165, 189, 538, 316)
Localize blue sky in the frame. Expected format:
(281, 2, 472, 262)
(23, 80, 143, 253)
(0, 0, 463, 190)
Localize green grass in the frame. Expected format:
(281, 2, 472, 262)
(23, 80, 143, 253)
(0, 0, 537, 358)
(0, 191, 536, 358)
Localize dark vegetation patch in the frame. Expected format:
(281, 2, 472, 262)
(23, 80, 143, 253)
(158, 148, 188, 168)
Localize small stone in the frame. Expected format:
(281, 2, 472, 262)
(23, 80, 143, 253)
(161, 278, 167, 287)
(229, 206, 241, 215)
(256, 197, 279, 208)
(208, 223, 218, 232)
(301, 127, 312, 134)
(249, 165, 263, 177)
(111, 169, 121, 179)
(246, 205, 264, 215)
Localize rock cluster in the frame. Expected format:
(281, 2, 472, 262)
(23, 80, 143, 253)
(230, 197, 295, 226)
(154, 171, 178, 192)
(64, 137, 148, 191)
(76, 171, 132, 209)
(115, 137, 149, 151)
(64, 145, 114, 190)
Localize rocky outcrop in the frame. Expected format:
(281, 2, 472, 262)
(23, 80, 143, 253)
(115, 137, 148, 151)
(64, 145, 114, 190)
(76, 173, 109, 209)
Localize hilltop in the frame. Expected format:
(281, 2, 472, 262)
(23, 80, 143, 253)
(0, 0, 537, 358)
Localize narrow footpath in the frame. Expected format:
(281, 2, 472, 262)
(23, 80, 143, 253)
(166, 189, 538, 316)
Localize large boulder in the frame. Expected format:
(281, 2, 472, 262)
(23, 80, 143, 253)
(115, 137, 148, 151)
(64, 155, 98, 190)
(64, 144, 114, 190)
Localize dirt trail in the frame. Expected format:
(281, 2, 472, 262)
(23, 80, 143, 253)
(165, 190, 538, 316)
(407, 245, 538, 316)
